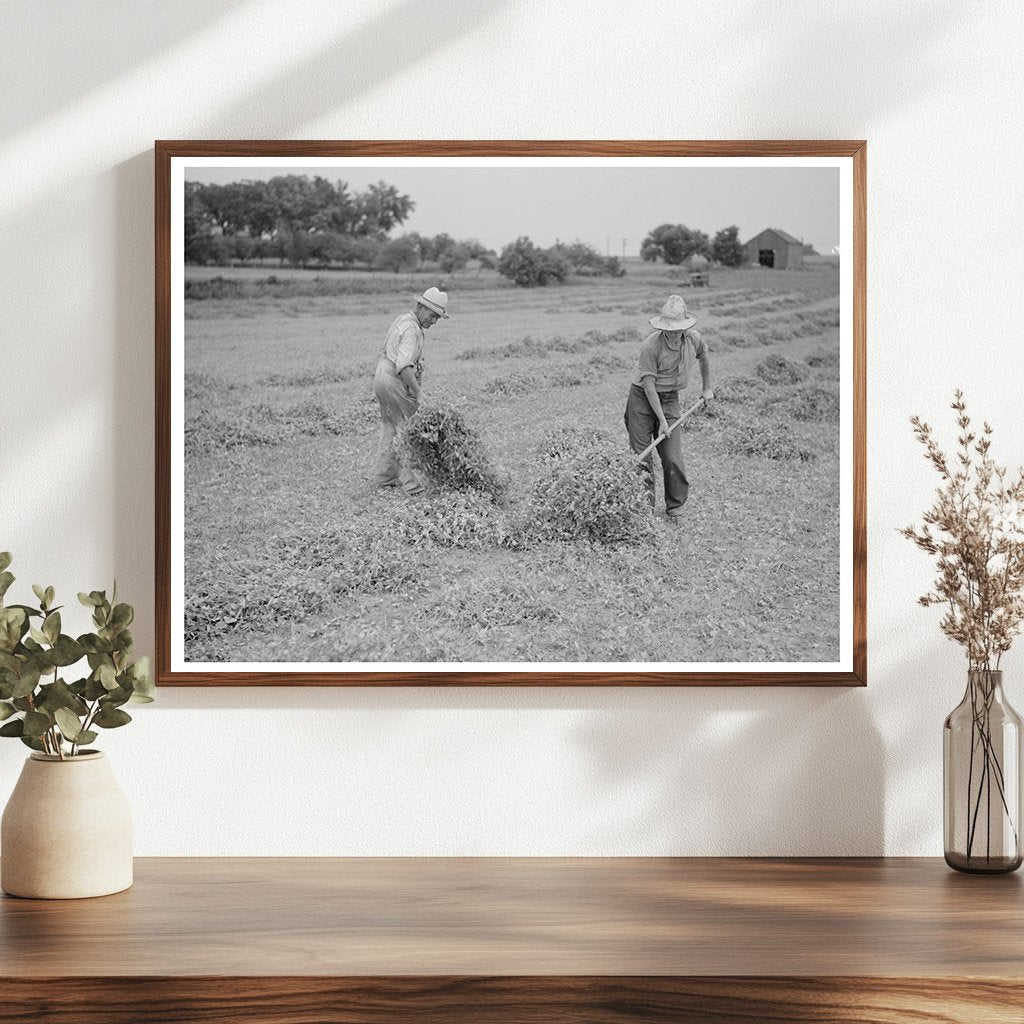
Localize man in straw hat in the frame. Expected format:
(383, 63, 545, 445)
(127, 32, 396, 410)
(624, 294, 714, 520)
(373, 286, 450, 494)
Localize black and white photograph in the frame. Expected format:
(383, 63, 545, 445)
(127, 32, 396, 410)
(159, 144, 863, 684)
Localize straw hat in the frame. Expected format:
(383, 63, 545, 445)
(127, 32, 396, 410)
(417, 287, 450, 318)
(649, 294, 696, 331)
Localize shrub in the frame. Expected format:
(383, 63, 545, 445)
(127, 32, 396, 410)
(399, 403, 507, 499)
(497, 236, 571, 287)
(523, 438, 654, 546)
(754, 354, 810, 385)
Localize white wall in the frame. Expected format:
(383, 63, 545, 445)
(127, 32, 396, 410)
(2, 0, 1022, 855)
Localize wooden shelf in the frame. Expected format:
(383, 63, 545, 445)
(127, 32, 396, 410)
(2, 857, 1022, 1022)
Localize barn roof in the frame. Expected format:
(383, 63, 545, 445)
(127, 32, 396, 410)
(744, 227, 802, 246)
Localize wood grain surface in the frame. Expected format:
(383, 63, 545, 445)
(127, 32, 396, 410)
(1, 858, 1021, 1022)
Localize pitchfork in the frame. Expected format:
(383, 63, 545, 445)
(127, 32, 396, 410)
(634, 397, 707, 462)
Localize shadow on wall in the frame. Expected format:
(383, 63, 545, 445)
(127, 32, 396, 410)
(194, 0, 508, 138)
(0, 1, 245, 139)
(732, 1, 971, 130)
(570, 687, 885, 856)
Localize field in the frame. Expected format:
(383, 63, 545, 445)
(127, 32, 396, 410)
(182, 259, 842, 665)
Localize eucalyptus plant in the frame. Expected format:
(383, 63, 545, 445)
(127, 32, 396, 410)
(0, 552, 153, 759)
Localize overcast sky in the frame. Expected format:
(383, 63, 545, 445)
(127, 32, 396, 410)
(186, 165, 840, 256)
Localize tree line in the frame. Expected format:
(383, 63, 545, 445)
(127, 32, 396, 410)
(185, 175, 493, 272)
(185, 175, 754, 284)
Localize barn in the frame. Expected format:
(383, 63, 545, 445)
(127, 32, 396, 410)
(744, 227, 805, 270)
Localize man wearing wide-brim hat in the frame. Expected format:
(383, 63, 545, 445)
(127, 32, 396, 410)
(624, 294, 714, 519)
(373, 287, 450, 494)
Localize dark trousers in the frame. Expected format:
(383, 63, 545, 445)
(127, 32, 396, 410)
(624, 384, 690, 515)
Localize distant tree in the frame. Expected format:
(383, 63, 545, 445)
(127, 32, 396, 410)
(438, 243, 470, 274)
(712, 225, 746, 267)
(461, 239, 495, 260)
(551, 240, 625, 277)
(640, 223, 711, 265)
(353, 181, 415, 236)
(375, 235, 421, 273)
(183, 181, 216, 264)
(497, 237, 570, 287)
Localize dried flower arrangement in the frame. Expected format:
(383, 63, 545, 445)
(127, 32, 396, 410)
(902, 390, 1024, 870)
(901, 391, 1024, 669)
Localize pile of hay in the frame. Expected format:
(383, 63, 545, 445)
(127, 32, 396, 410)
(523, 433, 653, 546)
(399, 402, 507, 500)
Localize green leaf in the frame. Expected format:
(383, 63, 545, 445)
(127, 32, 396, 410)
(0, 572, 14, 602)
(11, 666, 41, 699)
(49, 635, 85, 668)
(98, 664, 118, 691)
(93, 705, 131, 729)
(54, 707, 85, 742)
(110, 604, 133, 629)
(78, 592, 100, 608)
(0, 701, 16, 721)
(127, 657, 154, 698)
(0, 651, 19, 674)
(7, 604, 42, 619)
(0, 553, 11, 573)
(12, 697, 33, 712)
(32, 584, 46, 607)
(28, 627, 49, 646)
(103, 685, 132, 709)
(19, 734, 45, 752)
(0, 607, 26, 652)
(44, 586, 55, 608)
(83, 675, 108, 701)
(0, 719, 24, 737)
(22, 711, 51, 738)
(77, 634, 102, 654)
(74, 730, 98, 746)
(42, 611, 60, 644)
(36, 679, 88, 717)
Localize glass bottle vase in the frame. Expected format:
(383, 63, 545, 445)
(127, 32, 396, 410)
(944, 669, 1023, 873)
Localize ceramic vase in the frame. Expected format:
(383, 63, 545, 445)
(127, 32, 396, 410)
(1, 751, 133, 898)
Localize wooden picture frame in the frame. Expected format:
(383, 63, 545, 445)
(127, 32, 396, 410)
(156, 140, 866, 686)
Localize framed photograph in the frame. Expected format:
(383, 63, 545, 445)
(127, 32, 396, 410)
(156, 141, 865, 686)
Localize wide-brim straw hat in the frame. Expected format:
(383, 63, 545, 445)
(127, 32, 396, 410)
(417, 286, 450, 318)
(649, 294, 696, 331)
